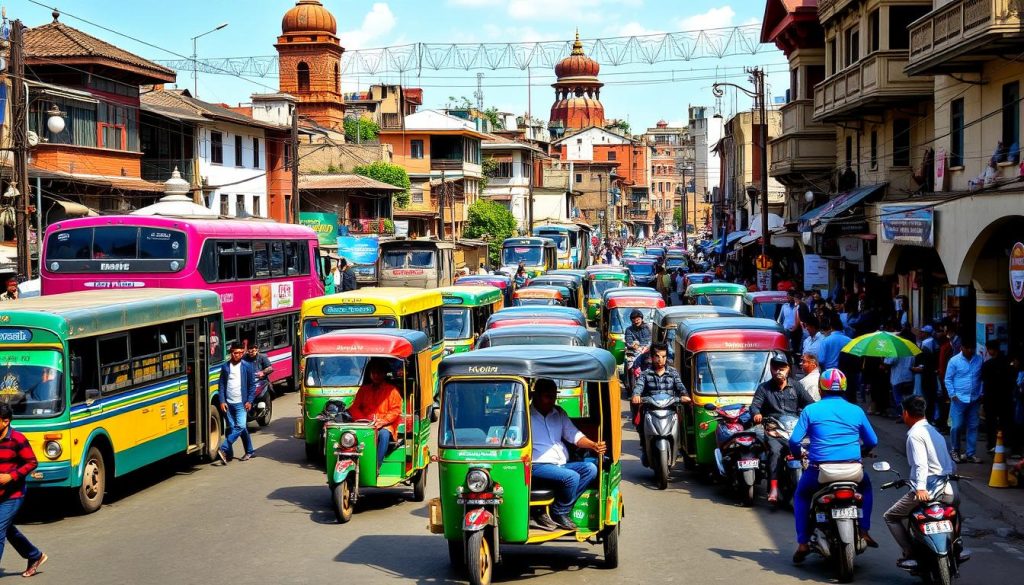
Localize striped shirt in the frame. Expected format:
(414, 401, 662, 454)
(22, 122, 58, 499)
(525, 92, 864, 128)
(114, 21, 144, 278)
(632, 365, 689, 398)
(0, 427, 38, 501)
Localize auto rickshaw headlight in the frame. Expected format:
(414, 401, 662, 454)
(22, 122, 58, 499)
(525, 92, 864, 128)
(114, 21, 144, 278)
(340, 431, 357, 449)
(44, 440, 62, 459)
(466, 469, 490, 493)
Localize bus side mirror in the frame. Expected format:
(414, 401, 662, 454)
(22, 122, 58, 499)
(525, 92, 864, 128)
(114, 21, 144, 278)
(85, 388, 101, 406)
(70, 356, 83, 380)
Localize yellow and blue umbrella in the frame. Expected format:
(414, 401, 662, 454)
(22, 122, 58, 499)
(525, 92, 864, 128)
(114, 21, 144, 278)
(841, 331, 921, 358)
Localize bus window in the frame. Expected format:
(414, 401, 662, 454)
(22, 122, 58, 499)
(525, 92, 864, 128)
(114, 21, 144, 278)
(99, 334, 131, 393)
(139, 228, 186, 260)
(217, 241, 235, 281)
(254, 242, 270, 278)
(272, 316, 289, 348)
(47, 228, 92, 260)
(93, 226, 138, 259)
(68, 338, 99, 404)
(235, 242, 255, 279)
(270, 242, 285, 276)
(285, 241, 301, 275)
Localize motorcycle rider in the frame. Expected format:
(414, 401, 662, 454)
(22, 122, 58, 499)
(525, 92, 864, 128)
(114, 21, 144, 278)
(790, 368, 879, 563)
(245, 344, 274, 382)
(750, 354, 815, 504)
(631, 342, 690, 466)
(624, 310, 652, 355)
(883, 394, 956, 570)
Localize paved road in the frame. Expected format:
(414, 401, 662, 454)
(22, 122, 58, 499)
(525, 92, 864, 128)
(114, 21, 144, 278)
(6, 393, 1024, 584)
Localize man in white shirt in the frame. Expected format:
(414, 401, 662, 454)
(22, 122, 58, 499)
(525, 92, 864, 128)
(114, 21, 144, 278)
(778, 290, 800, 352)
(529, 379, 606, 531)
(801, 316, 823, 358)
(798, 353, 821, 402)
(884, 395, 957, 569)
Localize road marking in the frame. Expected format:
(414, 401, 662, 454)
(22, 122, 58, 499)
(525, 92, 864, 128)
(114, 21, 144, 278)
(993, 542, 1024, 559)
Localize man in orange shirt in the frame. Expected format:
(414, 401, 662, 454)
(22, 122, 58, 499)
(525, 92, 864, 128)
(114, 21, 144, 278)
(349, 360, 403, 471)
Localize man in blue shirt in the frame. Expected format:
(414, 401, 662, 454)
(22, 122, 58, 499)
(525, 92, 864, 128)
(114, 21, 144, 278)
(814, 317, 852, 371)
(790, 368, 879, 563)
(944, 341, 984, 463)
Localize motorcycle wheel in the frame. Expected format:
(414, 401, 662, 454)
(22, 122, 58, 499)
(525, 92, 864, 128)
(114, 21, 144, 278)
(654, 448, 670, 490)
(411, 466, 428, 502)
(742, 484, 755, 507)
(603, 524, 620, 569)
(256, 393, 273, 427)
(930, 558, 952, 585)
(466, 530, 493, 585)
(332, 480, 354, 524)
(836, 541, 856, 583)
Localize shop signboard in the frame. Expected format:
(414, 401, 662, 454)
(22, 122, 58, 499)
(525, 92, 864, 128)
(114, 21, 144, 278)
(880, 205, 934, 247)
(299, 212, 339, 246)
(804, 254, 829, 289)
(1011, 242, 1024, 303)
(757, 269, 772, 292)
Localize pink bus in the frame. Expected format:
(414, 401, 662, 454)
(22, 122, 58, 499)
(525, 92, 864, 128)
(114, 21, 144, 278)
(41, 216, 326, 391)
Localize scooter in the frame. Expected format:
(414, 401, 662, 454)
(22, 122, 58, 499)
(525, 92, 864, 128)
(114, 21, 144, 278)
(246, 377, 273, 427)
(762, 414, 803, 507)
(706, 403, 764, 506)
(640, 392, 682, 490)
(873, 461, 970, 585)
(805, 462, 869, 583)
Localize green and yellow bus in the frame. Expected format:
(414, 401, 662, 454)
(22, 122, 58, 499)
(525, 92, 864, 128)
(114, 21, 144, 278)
(298, 287, 444, 456)
(0, 289, 225, 513)
(437, 285, 503, 356)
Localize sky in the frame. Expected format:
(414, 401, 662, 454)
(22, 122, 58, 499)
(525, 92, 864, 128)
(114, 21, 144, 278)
(11, 0, 790, 131)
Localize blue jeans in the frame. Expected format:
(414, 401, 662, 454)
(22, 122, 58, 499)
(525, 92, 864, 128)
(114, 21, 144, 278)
(892, 382, 913, 416)
(375, 428, 393, 471)
(0, 498, 41, 565)
(532, 461, 598, 516)
(220, 402, 253, 457)
(793, 465, 873, 545)
(950, 398, 981, 456)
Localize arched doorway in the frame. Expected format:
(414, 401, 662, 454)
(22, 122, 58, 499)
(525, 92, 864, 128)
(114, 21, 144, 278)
(884, 245, 948, 330)
(959, 215, 1024, 356)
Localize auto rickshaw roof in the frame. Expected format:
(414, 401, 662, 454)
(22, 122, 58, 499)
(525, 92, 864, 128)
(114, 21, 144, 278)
(454, 275, 511, 290)
(502, 237, 557, 249)
(607, 295, 666, 309)
(438, 285, 503, 307)
(547, 269, 587, 280)
(514, 286, 564, 299)
(676, 317, 785, 343)
(685, 282, 748, 296)
(477, 325, 591, 347)
(684, 329, 790, 353)
(603, 287, 663, 300)
(654, 305, 745, 327)
(588, 271, 630, 281)
(586, 264, 629, 274)
(302, 328, 430, 357)
(439, 345, 616, 380)
(530, 274, 581, 287)
(744, 291, 790, 303)
(623, 257, 657, 265)
(488, 317, 581, 329)
(489, 306, 586, 325)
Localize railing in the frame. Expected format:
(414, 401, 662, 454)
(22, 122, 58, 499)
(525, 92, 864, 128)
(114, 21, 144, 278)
(908, 0, 1023, 69)
(431, 158, 465, 171)
(817, 0, 859, 24)
(348, 218, 395, 235)
(780, 100, 834, 136)
(813, 51, 931, 120)
(380, 113, 402, 130)
(141, 158, 194, 184)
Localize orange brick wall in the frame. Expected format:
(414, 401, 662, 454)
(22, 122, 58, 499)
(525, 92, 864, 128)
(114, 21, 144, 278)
(33, 144, 142, 177)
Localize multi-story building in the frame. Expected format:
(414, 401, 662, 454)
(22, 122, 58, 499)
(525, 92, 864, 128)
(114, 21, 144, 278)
(713, 109, 785, 233)
(542, 161, 618, 237)
(481, 139, 546, 231)
(343, 85, 422, 130)
(643, 121, 705, 233)
(688, 106, 724, 234)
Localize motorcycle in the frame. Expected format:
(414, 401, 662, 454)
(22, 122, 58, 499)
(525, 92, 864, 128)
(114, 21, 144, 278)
(762, 414, 803, 507)
(805, 462, 869, 583)
(246, 378, 273, 427)
(706, 403, 764, 506)
(873, 461, 970, 585)
(639, 392, 682, 490)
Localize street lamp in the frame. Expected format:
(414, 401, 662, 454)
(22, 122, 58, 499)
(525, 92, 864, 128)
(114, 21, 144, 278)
(713, 68, 769, 260)
(191, 22, 228, 97)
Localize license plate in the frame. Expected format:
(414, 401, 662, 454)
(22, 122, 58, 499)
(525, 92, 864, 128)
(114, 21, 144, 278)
(922, 520, 952, 535)
(737, 459, 759, 470)
(831, 507, 859, 519)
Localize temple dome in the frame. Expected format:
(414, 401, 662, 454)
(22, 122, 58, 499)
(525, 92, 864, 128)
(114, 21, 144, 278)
(554, 32, 600, 79)
(282, 0, 337, 35)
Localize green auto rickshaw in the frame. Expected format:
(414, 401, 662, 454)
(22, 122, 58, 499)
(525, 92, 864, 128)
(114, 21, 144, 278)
(429, 346, 623, 585)
(684, 282, 747, 311)
(585, 271, 629, 325)
(301, 329, 433, 523)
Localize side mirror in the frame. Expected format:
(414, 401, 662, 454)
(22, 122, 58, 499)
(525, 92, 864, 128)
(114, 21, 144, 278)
(85, 388, 101, 406)
(872, 461, 891, 473)
(704, 402, 718, 412)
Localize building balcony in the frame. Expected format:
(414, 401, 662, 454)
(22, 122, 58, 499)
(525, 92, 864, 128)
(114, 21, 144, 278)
(770, 100, 836, 181)
(430, 158, 483, 178)
(380, 112, 402, 130)
(813, 51, 933, 122)
(906, 0, 1024, 75)
(627, 210, 649, 221)
(141, 158, 194, 185)
(817, 0, 859, 24)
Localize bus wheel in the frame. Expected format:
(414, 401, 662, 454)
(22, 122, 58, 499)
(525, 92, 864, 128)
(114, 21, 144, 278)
(206, 410, 223, 462)
(77, 446, 106, 514)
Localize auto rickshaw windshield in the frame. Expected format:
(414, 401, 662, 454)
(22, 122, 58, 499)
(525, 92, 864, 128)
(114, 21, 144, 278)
(751, 302, 785, 320)
(503, 246, 543, 266)
(440, 380, 527, 448)
(590, 279, 623, 296)
(443, 308, 472, 340)
(303, 316, 399, 340)
(694, 351, 772, 395)
(305, 355, 368, 387)
(609, 307, 657, 333)
(693, 294, 744, 312)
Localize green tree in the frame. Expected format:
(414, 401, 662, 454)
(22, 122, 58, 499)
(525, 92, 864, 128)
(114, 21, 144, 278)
(606, 119, 631, 135)
(344, 117, 380, 143)
(353, 161, 411, 208)
(480, 156, 500, 193)
(672, 207, 694, 233)
(482, 107, 504, 130)
(465, 199, 517, 266)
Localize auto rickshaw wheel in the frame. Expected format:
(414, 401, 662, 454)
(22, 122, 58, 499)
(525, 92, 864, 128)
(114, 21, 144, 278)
(602, 524, 620, 569)
(332, 480, 354, 524)
(411, 466, 428, 502)
(466, 530, 493, 585)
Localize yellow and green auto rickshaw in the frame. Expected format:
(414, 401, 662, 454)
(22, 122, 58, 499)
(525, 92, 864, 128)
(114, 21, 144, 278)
(584, 271, 629, 325)
(598, 293, 666, 372)
(301, 329, 433, 523)
(528, 273, 585, 313)
(428, 346, 623, 585)
(438, 285, 504, 356)
(684, 282, 747, 312)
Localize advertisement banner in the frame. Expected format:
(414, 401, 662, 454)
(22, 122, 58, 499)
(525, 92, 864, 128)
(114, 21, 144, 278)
(804, 254, 829, 289)
(756, 269, 772, 292)
(336, 236, 380, 266)
(251, 281, 294, 313)
(1011, 242, 1024, 303)
(880, 205, 934, 247)
(299, 212, 339, 246)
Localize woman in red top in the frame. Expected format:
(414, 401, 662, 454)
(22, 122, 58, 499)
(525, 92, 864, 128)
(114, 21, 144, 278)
(349, 360, 403, 471)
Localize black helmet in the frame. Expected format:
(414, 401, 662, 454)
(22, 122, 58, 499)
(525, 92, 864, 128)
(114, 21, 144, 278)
(629, 309, 644, 320)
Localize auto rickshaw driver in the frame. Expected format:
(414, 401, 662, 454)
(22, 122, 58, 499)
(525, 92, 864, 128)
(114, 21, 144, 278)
(530, 379, 606, 532)
(348, 359, 403, 471)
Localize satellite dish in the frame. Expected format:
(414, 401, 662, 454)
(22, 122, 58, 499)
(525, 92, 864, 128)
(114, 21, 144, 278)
(26, 131, 39, 147)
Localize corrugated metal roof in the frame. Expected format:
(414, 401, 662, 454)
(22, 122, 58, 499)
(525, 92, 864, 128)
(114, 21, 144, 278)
(299, 174, 403, 191)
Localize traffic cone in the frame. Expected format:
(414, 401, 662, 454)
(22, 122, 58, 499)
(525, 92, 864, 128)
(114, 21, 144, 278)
(988, 430, 1010, 488)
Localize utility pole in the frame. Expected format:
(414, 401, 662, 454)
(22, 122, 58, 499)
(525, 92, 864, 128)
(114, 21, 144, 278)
(680, 166, 687, 251)
(754, 67, 769, 257)
(10, 20, 32, 279)
(526, 67, 534, 233)
(474, 72, 484, 111)
(291, 104, 300, 224)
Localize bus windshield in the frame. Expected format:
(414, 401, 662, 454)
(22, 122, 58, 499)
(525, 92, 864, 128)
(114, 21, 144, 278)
(694, 351, 772, 395)
(303, 316, 398, 340)
(609, 307, 657, 334)
(0, 350, 64, 418)
(443, 308, 471, 340)
(440, 380, 526, 448)
(383, 250, 436, 269)
(503, 246, 543, 266)
(694, 294, 744, 312)
(541, 234, 568, 252)
(625, 261, 654, 276)
(304, 355, 367, 387)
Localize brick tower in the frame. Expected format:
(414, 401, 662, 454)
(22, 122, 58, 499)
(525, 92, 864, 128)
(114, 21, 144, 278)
(275, 0, 345, 131)
(550, 31, 605, 132)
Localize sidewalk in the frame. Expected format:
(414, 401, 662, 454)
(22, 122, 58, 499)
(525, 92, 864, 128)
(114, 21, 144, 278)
(869, 411, 1024, 537)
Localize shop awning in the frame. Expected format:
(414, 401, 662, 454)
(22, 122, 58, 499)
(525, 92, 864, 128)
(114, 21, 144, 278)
(739, 213, 786, 244)
(798, 183, 886, 233)
(725, 230, 747, 246)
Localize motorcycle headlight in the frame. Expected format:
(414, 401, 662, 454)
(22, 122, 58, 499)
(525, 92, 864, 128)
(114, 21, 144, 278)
(340, 431, 357, 449)
(44, 440, 63, 460)
(466, 469, 490, 493)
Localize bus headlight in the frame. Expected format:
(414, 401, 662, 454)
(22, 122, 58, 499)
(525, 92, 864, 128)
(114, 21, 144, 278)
(466, 469, 490, 493)
(340, 431, 357, 449)
(43, 440, 63, 460)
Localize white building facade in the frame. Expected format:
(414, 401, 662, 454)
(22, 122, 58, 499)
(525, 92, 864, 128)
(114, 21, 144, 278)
(198, 121, 270, 217)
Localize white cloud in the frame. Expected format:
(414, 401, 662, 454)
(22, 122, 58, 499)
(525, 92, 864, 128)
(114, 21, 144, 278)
(506, 0, 640, 22)
(677, 6, 736, 31)
(616, 22, 664, 37)
(483, 24, 548, 44)
(339, 2, 397, 50)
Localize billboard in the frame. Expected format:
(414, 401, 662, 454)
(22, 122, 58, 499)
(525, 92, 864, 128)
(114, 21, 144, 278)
(299, 212, 339, 246)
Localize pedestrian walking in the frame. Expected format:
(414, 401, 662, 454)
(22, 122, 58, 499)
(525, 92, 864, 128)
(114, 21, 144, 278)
(339, 258, 358, 292)
(936, 330, 954, 432)
(0, 403, 48, 577)
(911, 325, 940, 425)
(798, 353, 821, 402)
(944, 341, 984, 463)
(778, 290, 803, 354)
(216, 342, 257, 464)
(981, 340, 1016, 454)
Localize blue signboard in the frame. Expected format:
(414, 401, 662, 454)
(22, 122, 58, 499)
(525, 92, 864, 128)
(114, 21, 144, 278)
(336, 236, 380, 266)
(880, 205, 934, 248)
(322, 304, 376, 315)
(0, 328, 33, 343)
